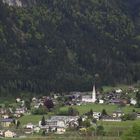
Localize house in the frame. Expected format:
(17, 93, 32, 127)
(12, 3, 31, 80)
(101, 115, 121, 122)
(32, 97, 37, 102)
(13, 113, 21, 118)
(0, 108, 7, 114)
(24, 123, 34, 134)
(130, 98, 137, 105)
(110, 99, 121, 104)
(15, 107, 26, 114)
(115, 89, 122, 93)
(0, 118, 14, 127)
(16, 98, 21, 103)
(136, 113, 140, 119)
(26, 123, 34, 129)
(56, 127, 66, 134)
(0, 130, 4, 137)
(4, 130, 16, 138)
(93, 112, 101, 120)
(1, 114, 9, 119)
(39, 116, 79, 134)
(33, 126, 41, 133)
(99, 99, 104, 104)
(24, 128, 33, 134)
(112, 109, 124, 118)
(68, 119, 79, 128)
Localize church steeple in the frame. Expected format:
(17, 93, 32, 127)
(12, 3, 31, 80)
(92, 85, 96, 102)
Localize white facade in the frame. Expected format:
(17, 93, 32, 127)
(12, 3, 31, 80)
(82, 85, 96, 103)
(26, 123, 34, 129)
(93, 112, 101, 120)
(4, 130, 16, 138)
(130, 98, 137, 105)
(99, 99, 104, 104)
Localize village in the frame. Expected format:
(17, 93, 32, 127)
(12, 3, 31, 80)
(0, 85, 140, 139)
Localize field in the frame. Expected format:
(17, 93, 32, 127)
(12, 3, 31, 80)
(0, 137, 120, 140)
(18, 104, 140, 125)
(102, 84, 131, 93)
(0, 132, 121, 140)
(19, 115, 46, 125)
(59, 103, 140, 115)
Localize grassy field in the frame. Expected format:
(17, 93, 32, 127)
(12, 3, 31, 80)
(0, 137, 120, 140)
(102, 84, 131, 93)
(59, 104, 140, 115)
(19, 115, 46, 125)
(98, 119, 140, 131)
(0, 131, 121, 140)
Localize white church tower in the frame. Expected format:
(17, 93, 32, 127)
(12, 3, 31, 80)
(82, 84, 96, 103)
(92, 85, 96, 103)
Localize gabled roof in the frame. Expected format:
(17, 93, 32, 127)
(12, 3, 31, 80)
(0, 118, 14, 122)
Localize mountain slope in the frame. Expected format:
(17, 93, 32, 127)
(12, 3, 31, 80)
(0, 0, 139, 95)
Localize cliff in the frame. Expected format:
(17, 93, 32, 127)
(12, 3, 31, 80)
(2, 0, 36, 6)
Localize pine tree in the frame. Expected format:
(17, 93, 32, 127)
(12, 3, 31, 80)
(41, 116, 46, 126)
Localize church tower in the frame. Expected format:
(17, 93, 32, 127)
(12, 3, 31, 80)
(92, 85, 96, 103)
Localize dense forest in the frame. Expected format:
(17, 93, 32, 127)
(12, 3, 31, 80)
(0, 0, 140, 96)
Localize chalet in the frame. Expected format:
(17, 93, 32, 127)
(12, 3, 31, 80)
(15, 108, 26, 114)
(101, 115, 121, 122)
(24, 128, 33, 134)
(0, 118, 14, 127)
(13, 113, 21, 118)
(4, 130, 16, 138)
(136, 113, 140, 119)
(33, 126, 41, 133)
(130, 98, 137, 105)
(26, 123, 34, 129)
(55, 127, 66, 134)
(93, 112, 101, 120)
(16, 98, 21, 103)
(1, 114, 9, 119)
(109, 99, 121, 104)
(0, 108, 7, 114)
(24, 123, 34, 134)
(99, 99, 104, 104)
(0, 130, 4, 137)
(32, 97, 37, 102)
(115, 89, 122, 93)
(112, 109, 124, 118)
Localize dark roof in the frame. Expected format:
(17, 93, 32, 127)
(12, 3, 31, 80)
(0, 118, 14, 122)
(101, 115, 120, 119)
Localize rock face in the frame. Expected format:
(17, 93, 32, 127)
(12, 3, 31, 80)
(2, 0, 36, 7)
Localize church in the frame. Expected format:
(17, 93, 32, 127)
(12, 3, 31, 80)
(82, 85, 96, 103)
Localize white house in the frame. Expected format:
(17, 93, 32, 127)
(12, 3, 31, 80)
(101, 116, 121, 122)
(56, 127, 66, 134)
(116, 89, 122, 93)
(4, 130, 16, 138)
(99, 99, 104, 104)
(26, 123, 34, 129)
(130, 98, 137, 105)
(93, 112, 101, 120)
(16, 98, 21, 103)
(112, 110, 124, 118)
(33, 126, 41, 133)
(15, 108, 26, 114)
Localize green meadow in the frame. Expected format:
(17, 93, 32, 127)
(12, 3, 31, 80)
(19, 115, 45, 125)
(59, 104, 140, 115)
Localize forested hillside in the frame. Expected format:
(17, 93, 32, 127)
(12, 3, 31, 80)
(0, 0, 140, 96)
